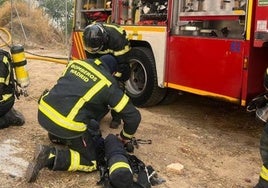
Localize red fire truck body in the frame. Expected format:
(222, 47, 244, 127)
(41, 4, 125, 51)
(71, 0, 268, 107)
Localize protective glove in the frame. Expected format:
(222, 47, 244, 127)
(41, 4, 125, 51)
(116, 134, 134, 152)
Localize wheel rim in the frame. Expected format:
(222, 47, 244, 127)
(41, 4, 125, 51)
(125, 59, 147, 96)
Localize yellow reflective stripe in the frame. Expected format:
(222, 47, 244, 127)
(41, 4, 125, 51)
(68, 149, 97, 172)
(97, 49, 113, 54)
(114, 72, 122, 78)
(260, 165, 268, 181)
(113, 94, 129, 113)
(0, 93, 13, 103)
(113, 45, 130, 56)
(3, 56, 9, 63)
(62, 63, 70, 75)
(39, 99, 87, 132)
(0, 77, 5, 83)
(77, 161, 97, 172)
(122, 129, 133, 139)
(94, 59, 102, 65)
(73, 60, 112, 87)
(1, 56, 11, 85)
(68, 81, 107, 119)
(68, 149, 80, 171)
(48, 153, 55, 159)
(109, 162, 132, 175)
(98, 46, 130, 56)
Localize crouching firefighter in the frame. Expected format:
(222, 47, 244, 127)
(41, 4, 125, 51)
(97, 134, 165, 188)
(248, 68, 268, 188)
(0, 46, 29, 129)
(26, 54, 141, 182)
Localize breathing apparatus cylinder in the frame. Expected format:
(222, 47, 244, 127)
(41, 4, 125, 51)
(10, 45, 29, 96)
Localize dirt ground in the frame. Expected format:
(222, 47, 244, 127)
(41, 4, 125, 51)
(0, 48, 265, 188)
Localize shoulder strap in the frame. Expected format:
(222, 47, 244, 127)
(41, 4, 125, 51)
(0, 49, 11, 61)
(0, 49, 20, 99)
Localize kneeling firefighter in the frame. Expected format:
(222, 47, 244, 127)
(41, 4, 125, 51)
(0, 46, 29, 129)
(248, 68, 268, 188)
(26, 54, 141, 183)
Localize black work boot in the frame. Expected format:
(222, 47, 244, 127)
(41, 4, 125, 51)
(26, 145, 54, 183)
(254, 177, 268, 188)
(5, 108, 25, 126)
(110, 110, 121, 129)
(0, 116, 9, 129)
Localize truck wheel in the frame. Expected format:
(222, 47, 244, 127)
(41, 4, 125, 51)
(125, 47, 167, 107)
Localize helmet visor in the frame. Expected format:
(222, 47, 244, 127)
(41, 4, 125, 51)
(83, 24, 105, 53)
(84, 45, 102, 53)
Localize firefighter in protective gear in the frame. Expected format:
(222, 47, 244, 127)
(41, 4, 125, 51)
(254, 67, 268, 188)
(0, 49, 25, 129)
(98, 134, 165, 188)
(26, 54, 141, 183)
(83, 22, 131, 129)
(104, 134, 133, 188)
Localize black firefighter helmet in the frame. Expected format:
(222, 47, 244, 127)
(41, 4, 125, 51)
(83, 23, 109, 53)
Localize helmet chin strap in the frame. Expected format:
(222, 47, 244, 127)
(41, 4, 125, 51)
(85, 45, 103, 53)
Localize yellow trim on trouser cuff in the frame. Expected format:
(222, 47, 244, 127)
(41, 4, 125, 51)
(260, 165, 268, 181)
(109, 162, 132, 175)
(113, 94, 129, 112)
(68, 149, 97, 172)
(122, 129, 133, 139)
(68, 149, 80, 171)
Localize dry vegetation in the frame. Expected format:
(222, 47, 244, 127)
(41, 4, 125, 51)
(0, 1, 65, 49)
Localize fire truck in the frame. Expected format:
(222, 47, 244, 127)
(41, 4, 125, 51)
(71, 0, 268, 107)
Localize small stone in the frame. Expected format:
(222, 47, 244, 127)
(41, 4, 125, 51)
(166, 163, 184, 174)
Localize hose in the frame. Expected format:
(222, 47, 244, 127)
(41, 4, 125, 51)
(0, 26, 68, 65)
(0, 27, 12, 47)
(25, 54, 68, 65)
